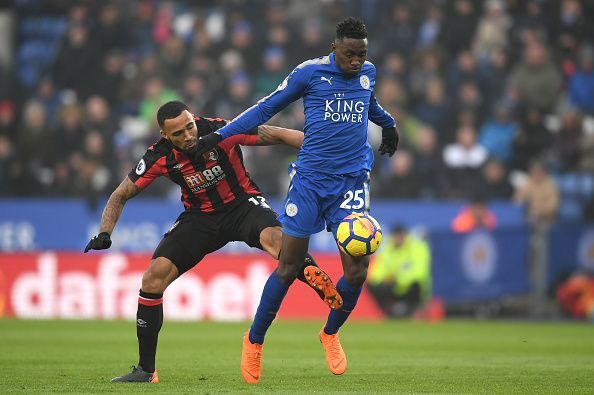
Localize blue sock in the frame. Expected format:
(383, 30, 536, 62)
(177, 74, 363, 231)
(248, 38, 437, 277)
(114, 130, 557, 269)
(324, 277, 362, 335)
(249, 270, 289, 344)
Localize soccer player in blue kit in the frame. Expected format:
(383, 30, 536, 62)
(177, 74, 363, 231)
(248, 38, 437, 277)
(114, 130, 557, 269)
(196, 17, 398, 383)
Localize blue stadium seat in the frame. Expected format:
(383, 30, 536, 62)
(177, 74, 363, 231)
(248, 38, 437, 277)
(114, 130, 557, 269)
(555, 173, 594, 221)
(558, 198, 583, 222)
(17, 16, 67, 88)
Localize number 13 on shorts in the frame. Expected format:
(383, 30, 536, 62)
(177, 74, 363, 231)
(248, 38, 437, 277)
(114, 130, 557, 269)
(248, 196, 271, 209)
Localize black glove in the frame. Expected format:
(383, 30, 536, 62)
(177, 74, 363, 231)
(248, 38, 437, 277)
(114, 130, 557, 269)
(195, 132, 222, 157)
(378, 125, 399, 157)
(84, 232, 112, 253)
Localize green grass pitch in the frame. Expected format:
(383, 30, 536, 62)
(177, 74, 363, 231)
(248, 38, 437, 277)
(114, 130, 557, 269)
(0, 319, 593, 394)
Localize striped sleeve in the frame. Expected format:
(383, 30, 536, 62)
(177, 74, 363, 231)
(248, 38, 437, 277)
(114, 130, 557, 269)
(127, 148, 166, 189)
(219, 133, 258, 150)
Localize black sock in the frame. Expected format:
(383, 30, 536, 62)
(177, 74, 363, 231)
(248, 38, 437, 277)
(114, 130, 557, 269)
(296, 253, 319, 283)
(137, 290, 163, 373)
(297, 254, 326, 301)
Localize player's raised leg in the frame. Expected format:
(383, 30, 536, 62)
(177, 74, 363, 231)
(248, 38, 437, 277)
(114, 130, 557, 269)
(320, 252, 369, 375)
(259, 225, 342, 309)
(241, 234, 308, 384)
(111, 257, 178, 383)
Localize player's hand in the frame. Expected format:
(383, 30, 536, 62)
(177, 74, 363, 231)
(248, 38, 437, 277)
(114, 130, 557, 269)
(195, 132, 222, 156)
(84, 232, 112, 253)
(379, 125, 399, 157)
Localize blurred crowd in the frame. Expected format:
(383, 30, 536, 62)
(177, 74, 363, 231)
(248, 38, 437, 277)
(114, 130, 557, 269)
(1, 0, 594, 221)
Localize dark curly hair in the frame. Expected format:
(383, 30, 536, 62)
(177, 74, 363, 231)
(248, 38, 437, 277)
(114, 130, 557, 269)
(157, 100, 190, 128)
(335, 17, 368, 40)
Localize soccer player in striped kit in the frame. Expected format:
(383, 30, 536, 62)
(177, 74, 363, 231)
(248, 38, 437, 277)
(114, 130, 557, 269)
(84, 100, 341, 382)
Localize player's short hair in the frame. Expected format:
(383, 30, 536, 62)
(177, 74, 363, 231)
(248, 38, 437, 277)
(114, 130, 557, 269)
(157, 100, 190, 128)
(335, 17, 367, 40)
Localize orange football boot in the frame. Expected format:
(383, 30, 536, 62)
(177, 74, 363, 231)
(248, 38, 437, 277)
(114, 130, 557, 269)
(319, 327, 347, 375)
(303, 266, 343, 310)
(241, 331, 263, 384)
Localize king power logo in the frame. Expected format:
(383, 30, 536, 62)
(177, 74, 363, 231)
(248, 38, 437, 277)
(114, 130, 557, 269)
(323, 99, 365, 123)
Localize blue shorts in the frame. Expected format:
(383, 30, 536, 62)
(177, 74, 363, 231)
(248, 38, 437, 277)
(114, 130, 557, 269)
(278, 164, 371, 238)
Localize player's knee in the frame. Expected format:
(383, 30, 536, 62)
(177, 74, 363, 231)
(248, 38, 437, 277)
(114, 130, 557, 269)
(276, 261, 300, 285)
(260, 226, 282, 258)
(142, 270, 167, 293)
(142, 258, 177, 293)
(342, 255, 369, 287)
(344, 265, 368, 288)
(346, 271, 367, 288)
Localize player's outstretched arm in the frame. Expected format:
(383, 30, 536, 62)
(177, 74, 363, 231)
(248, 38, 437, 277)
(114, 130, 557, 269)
(84, 177, 142, 252)
(99, 177, 142, 234)
(194, 66, 310, 156)
(255, 125, 304, 148)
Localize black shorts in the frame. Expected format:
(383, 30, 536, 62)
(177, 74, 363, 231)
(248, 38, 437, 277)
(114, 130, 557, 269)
(152, 195, 280, 274)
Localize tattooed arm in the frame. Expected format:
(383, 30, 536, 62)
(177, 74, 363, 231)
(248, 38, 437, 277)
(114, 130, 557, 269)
(99, 177, 142, 234)
(255, 125, 304, 148)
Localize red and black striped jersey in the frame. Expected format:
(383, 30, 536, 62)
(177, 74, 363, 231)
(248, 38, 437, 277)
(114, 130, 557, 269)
(128, 116, 261, 212)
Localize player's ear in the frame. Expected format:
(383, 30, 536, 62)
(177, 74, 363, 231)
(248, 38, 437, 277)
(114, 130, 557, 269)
(159, 129, 167, 139)
(331, 41, 336, 52)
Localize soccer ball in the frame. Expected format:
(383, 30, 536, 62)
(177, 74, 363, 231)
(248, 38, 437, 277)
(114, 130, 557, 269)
(336, 213, 382, 257)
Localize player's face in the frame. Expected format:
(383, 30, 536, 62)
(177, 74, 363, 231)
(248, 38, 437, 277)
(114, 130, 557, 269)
(160, 110, 199, 153)
(332, 38, 368, 77)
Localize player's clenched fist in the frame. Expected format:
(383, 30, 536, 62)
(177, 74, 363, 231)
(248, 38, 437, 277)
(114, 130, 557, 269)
(378, 125, 399, 157)
(84, 232, 112, 253)
(195, 131, 222, 156)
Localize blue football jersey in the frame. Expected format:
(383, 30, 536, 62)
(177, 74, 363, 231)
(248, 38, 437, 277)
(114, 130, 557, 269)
(216, 53, 395, 175)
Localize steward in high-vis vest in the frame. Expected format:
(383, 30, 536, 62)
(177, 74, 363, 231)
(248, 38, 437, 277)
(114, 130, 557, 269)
(368, 225, 431, 316)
